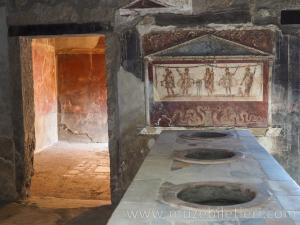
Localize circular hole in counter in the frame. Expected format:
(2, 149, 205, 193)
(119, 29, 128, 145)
(185, 149, 235, 160)
(177, 183, 256, 206)
(179, 131, 230, 141)
(159, 182, 269, 211)
(173, 148, 243, 164)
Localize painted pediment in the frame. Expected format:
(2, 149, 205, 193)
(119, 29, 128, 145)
(120, 0, 191, 16)
(148, 35, 271, 57)
(123, 0, 170, 9)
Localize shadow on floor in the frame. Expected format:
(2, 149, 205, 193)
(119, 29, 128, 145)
(0, 202, 114, 225)
(62, 206, 114, 225)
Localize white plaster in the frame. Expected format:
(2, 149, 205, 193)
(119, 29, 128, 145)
(266, 127, 283, 137)
(35, 112, 58, 152)
(147, 138, 156, 149)
(268, 60, 274, 126)
(137, 23, 176, 37)
(163, 0, 192, 8)
(137, 23, 280, 39)
(117, 67, 146, 131)
(257, 136, 277, 155)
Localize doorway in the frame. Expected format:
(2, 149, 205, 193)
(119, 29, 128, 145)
(27, 35, 111, 205)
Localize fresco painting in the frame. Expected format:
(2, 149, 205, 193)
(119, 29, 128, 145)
(32, 39, 57, 115)
(144, 31, 272, 127)
(148, 59, 269, 127)
(57, 53, 108, 142)
(153, 62, 263, 102)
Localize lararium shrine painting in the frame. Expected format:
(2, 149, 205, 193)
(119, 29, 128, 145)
(144, 33, 273, 128)
(154, 62, 263, 102)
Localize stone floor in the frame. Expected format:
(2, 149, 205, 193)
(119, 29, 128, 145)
(31, 142, 111, 201)
(0, 199, 114, 225)
(0, 142, 114, 225)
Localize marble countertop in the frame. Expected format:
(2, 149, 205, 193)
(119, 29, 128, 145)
(108, 129, 300, 225)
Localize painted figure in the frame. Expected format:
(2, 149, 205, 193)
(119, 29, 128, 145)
(161, 68, 175, 97)
(176, 68, 194, 95)
(219, 67, 238, 96)
(240, 66, 256, 97)
(204, 67, 214, 96)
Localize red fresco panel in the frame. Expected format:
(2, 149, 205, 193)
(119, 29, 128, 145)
(32, 40, 57, 115)
(57, 53, 108, 141)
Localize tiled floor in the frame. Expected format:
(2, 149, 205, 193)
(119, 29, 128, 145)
(0, 201, 114, 225)
(31, 142, 111, 201)
(0, 142, 112, 225)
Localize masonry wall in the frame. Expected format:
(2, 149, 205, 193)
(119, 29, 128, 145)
(258, 33, 300, 184)
(0, 2, 17, 202)
(6, 0, 128, 25)
(32, 39, 58, 151)
(1, 0, 300, 204)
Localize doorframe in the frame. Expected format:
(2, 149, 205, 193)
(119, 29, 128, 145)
(8, 26, 122, 204)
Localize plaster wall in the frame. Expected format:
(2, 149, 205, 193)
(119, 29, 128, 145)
(57, 52, 108, 143)
(32, 39, 58, 151)
(257, 33, 300, 184)
(164, 0, 191, 8)
(117, 67, 152, 191)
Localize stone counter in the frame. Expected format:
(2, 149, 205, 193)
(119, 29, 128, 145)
(108, 129, 300, 225)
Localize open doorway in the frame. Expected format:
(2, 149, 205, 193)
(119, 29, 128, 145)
(28, 35, 111, 205)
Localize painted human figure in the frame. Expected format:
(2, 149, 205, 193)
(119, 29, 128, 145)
(176, 68, 194, 95)
(204, 67, 214, 96)
(240, 66, 256, 97)
(220, 67, 238, 96)
(161, 68, 175, 97)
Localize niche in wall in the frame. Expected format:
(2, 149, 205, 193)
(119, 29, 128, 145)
(144, 31, 274, 128)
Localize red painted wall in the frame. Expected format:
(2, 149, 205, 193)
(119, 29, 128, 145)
(32, 39, 57, 115)
(32, 39, 58, 150)
(57, 53, 108, 142)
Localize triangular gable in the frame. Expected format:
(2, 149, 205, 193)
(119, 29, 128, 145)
(148, 35, 271, 57)
(124, 0, 170, 9)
